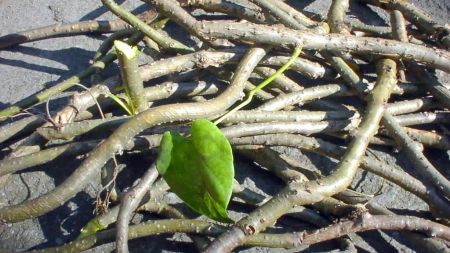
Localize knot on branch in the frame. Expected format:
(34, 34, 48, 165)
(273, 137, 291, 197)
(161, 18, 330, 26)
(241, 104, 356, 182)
(243, 224, 256, 235)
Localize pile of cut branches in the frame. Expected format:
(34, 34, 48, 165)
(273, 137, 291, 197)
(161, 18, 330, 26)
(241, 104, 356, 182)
(1, 0, 450, 252)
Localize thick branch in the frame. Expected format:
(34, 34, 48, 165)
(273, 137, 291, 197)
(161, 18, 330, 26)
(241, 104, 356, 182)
(0, 47, 267, 223)
(195, 21, 450, 72)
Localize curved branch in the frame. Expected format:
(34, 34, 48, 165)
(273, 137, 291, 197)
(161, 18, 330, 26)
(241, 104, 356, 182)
(299, 213, 450, 244)
(0, 47, 267, 223)
(29, 215, 450, 253)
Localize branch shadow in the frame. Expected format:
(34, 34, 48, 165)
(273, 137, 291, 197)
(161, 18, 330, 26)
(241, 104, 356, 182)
(285, 0, 317, 10)
(358, 230, 403, 252)
(79, 0, 126, 21)
(0, 45, 99, 108)
(348, 1, 389, 26)
(11, 157, 98, 251)
(3, 45, 95, 78)
(79, 1, 149, 22)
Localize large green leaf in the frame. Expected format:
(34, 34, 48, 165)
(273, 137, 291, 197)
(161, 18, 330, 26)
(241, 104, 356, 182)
(156, 119, 234, 223)
(156, 131, 173, 175)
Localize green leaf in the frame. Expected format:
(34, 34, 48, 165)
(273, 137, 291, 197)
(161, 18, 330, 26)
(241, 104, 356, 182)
(156, 131, 173, 175)
(156, 119, 234, 223)
(105, 93, 134, 116)
(191, 119, 234, 211)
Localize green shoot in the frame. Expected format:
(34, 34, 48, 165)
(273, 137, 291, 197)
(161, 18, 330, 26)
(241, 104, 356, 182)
(106, 93, 134, 116)
(214, 46, 302, 125)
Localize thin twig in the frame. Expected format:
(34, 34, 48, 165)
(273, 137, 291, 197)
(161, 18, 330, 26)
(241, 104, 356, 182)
(116, 163, 159, 253)
(102, 0, 193, 53)
(0, 10, 158, 49)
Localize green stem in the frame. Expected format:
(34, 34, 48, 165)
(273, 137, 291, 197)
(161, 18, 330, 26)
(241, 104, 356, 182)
(214, 46, 302, 125)
(254, 66, 303, 91)
(106, 93, 133, 116)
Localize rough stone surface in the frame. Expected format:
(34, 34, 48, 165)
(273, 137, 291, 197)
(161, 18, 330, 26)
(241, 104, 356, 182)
(0, 0, 449, 252)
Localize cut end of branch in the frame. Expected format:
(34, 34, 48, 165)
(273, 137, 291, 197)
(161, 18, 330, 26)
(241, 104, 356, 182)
(114, 40, 139, 59)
